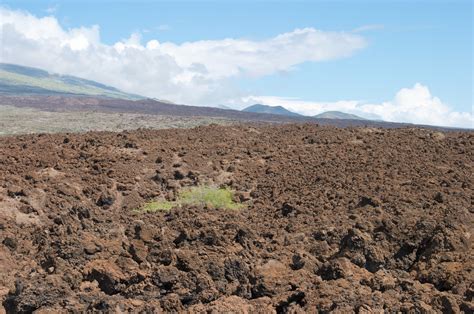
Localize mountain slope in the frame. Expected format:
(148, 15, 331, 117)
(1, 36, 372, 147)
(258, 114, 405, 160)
(217, 104, 232, 110)
(0, 63, 143, 100)
(242, 104, 301, 117)
(314, 111, 366, 120)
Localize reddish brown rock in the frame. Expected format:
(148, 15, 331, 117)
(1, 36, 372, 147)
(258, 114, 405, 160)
(0, 124, 472, 312)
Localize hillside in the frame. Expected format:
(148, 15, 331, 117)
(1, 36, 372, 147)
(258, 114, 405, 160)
(0, 124, 472, 312)
(0, 63, 142, 100)
(314, 111, 366, 120)
(0, 95, 312, 123)
(242, 104, 301, 117)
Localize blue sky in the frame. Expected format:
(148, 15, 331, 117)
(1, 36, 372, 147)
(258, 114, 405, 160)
(1, 1, 472, 127)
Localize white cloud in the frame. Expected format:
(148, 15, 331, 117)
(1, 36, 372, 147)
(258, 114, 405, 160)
(155, 28, 367, 79)
(1, 8, 470, 128)
(360, 83, 473, 128)
(242, 83, 473, 128)
(0, 7, 366, 105)
(352, 24, 384, 33)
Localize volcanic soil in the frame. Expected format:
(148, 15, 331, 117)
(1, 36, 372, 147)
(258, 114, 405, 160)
(0, 124, 472, 313)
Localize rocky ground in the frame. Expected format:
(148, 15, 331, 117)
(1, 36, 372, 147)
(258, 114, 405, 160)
(0, 104, 238, 136)
(0, 124, 472, 313)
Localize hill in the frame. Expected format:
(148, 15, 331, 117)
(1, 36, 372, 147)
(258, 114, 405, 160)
(242, 104, 301, 117)
(0, 63, 142, 100)
(314, 111, 366, 120)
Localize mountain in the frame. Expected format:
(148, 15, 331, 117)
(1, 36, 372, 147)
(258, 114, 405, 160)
(314, 111, 366, 120)
(0, 63, 143, 100)
(242, 104, 301, 117)
(243, 105, 366, 120)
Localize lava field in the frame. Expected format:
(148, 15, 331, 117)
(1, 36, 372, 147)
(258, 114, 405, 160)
(0, 124, 472, 313)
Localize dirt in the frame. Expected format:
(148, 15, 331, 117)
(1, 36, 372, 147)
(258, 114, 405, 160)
(0, 124, 472, 313)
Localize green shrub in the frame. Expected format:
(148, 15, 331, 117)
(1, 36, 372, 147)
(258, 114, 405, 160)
(139, 186, 243, 212)
(141, 200, 175, 212)
(179, 186, 243, 209)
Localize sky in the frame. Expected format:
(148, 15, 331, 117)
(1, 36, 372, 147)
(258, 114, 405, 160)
(0, 0, 472, 128)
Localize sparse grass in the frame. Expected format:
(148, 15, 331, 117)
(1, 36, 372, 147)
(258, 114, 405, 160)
(139, 186, 244, 212)
(141, 200, 175, 212)
(179, 186, 243, 210)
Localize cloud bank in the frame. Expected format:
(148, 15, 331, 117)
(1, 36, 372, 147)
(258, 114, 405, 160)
(1, 7, 471, 128)
(0, 7, 365, 105)
(244, 83, 473, 128)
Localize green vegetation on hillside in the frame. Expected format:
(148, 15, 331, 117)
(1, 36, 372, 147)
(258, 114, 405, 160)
(0, 63, 142, 99)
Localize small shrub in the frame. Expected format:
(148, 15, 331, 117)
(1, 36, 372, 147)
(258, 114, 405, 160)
(141, 200, 175, 212)
(139, 185, 243, 212)
(179, 186, 243, 210)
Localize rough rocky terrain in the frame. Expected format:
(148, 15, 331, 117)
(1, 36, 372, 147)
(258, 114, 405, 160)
(0, 105, 237, 136)
(0, 124, 472, 313)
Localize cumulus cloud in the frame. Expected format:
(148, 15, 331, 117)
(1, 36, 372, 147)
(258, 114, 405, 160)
(0, 7, 366, 104)
(360, 84, 473, 128)
(243, 83, 473, 128)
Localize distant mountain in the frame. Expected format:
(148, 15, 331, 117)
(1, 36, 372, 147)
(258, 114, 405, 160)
(0, 63, 143, 100)
(314, 111, 366, 120)
(242, 104, 301, 117)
